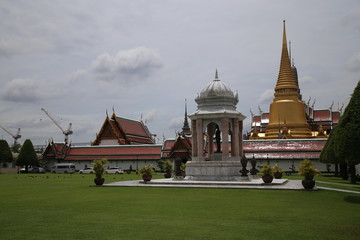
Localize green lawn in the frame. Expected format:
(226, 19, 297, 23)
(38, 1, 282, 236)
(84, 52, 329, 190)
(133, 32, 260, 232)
(0, 173, 359, 240)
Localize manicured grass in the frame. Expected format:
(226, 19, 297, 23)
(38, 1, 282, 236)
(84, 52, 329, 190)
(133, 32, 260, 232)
(0, 173, 359, 240)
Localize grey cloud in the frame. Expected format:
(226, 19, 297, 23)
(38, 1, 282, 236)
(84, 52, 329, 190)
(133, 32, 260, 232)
(1, 78, 44, 103)
(299, 76, 316, 84)
(257, 89, 273, 105)
(0, 1, 98, 58)
(15, 118, 51, 129)
(346, 52, 360, 72)
(87, 47, 163, 84)
(342, 8, 360, 32)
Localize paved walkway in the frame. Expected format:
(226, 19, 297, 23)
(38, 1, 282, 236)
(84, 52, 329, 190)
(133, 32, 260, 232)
(104, 178, 310, 190)
(316, 181, 360, 194)
(317, 186, 360, 194)
(103, 178, 360, 194)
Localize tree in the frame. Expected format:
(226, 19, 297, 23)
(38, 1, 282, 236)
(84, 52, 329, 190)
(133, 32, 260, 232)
(320, 81, 360, 183)
(11, 143, 21, 153)
(15, 139, 38, 172)
(319, 128, 343, 177)
(0, 140, 13, 165)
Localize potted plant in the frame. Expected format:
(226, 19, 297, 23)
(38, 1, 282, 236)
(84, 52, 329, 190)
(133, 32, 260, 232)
(273, 164, 283, 179)
(93, 158, 108, 186)
(298, 159, 320, 189)
(163, 161, 172, 178)
(259, 163, 273, 184)
(139, 165, 155, 182)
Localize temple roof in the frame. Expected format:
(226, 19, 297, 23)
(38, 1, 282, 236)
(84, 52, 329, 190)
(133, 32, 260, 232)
(313, 109, 332, 122)
(115, 116, 154, 143)
(161, 138, 176, 158)
(168, 134, 192, 159)
(92, 113, 155, 145)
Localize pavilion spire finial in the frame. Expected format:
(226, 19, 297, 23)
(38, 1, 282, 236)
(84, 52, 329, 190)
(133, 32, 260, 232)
(215, 69, 219, 80)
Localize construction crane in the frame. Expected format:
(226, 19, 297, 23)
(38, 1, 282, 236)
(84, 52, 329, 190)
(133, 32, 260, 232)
(0, 125, 21, 145)
(41, 108, 73, 144)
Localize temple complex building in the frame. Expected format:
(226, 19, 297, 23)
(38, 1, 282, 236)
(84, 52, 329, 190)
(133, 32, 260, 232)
(164, 21, 336, 173)
(242, 21, 338, 172)
(41, 21, 337, 174)
(42, 112, 161, 171)
(249, 21, 341, 140)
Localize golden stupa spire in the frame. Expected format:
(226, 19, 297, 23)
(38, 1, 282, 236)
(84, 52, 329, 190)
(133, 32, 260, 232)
(275, 20, 299, 97)
(265, 20, 312, 139)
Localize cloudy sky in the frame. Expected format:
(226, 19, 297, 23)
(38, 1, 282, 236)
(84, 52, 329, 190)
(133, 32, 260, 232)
(0, 0, 359, 145)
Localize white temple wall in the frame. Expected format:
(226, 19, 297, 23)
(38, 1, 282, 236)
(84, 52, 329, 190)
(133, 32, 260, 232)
(99, 139, 119, 145)
(45, 159, 159, 172)
(252, 159, 334, 173)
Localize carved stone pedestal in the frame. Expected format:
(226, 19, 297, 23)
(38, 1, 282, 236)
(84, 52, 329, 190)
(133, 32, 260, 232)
(186, 160, 242, 181)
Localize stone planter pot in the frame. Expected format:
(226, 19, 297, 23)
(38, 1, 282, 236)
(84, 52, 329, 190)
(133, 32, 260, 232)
(94, 178, 105, 186)
(262, 174, 274, 184)
(142, 174, 152, 182)
(304, 174, 314, 181)
(164, 173, 172, 178)
(274, 172, 283, 179)
(302, 179, 316, 189)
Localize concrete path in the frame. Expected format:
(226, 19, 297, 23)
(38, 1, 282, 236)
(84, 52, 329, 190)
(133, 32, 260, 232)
(104, 178, 311, 190)
(317, 186, 360, 194)
(101, 178, 360, 194)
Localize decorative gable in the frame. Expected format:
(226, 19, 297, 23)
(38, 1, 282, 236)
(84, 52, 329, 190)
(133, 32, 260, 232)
(92, 112, 155, 146)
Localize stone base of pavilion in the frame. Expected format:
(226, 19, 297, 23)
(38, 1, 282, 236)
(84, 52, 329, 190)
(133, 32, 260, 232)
(104, 178, 312, 190)
(185, 160, 244, 181)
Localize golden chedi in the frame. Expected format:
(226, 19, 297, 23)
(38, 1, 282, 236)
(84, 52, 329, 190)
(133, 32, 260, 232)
(265, 21, 312, 139)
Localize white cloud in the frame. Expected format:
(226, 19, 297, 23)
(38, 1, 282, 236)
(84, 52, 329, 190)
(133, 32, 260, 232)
(1, 78, 43, 103)
(79, 47, 163, 84)
(168, 117, 183, 130)
(257, 89, 273, 105)
(346, 52, 360, 72)
(143, 109, 158, 123)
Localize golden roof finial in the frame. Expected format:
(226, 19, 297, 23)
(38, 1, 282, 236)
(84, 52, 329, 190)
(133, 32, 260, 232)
(275, 20, 299, 94)
(282, 20, 287, 47)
